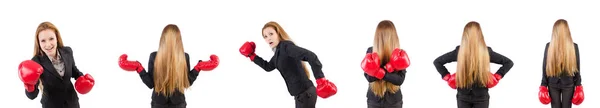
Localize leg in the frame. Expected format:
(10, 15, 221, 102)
(457, 99, 473, 108)
(295, 87, 317, 108)
(472, 100, 489, 108)
(548, 86, 562, 108)
(561, 87, 574, 108)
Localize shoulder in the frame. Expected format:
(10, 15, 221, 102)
(184, 52, 189, 59)
(279, 40, 294, 47)
(61, 46, 73, 54)
(453, 45, 461, 51)
(366, 47, 373, 53)
(150, 51, 158, 59)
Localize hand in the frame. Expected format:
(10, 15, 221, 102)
(384, 48, 410, 72)
(19, 60, 44, 92)
(195, 54, 220, 71)
(572, 85, 584, 105)
(486, 73, 502, 88)
(119, 54, 144, 73)
(443, 73, 457, 89)
(239, 41, 256, 61)
(316, 78, 337, 99)
(75, 74, 95, 94)
(361, 53, 385, 79)
(539, 86, 551, 105)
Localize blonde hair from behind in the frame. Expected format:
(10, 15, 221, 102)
(262, 21, 311, 79)
(370, 20, 400, 97)
(546, 19, 578, 77)
(456, 21, 492, 88)
(153, 24, 190, 96)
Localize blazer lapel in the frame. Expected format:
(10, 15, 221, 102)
(59, 49, 72, 80)
(39, 55, 63, 80)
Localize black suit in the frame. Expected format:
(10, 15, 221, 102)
(252, 41, 324, 108)
(364, 47, 406, 108)
(25, 46, 85, 108)
(137, 52, 200, 108)
(433, 46, 513, 108)
(541, 43, 581, 108)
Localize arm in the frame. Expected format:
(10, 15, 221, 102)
(382, 70, 406, 85)
(541, 43, 549, 86)
(252, 55, 276, 72)
(186, 53, 200, 86)
(574, 43, 582, 86)
(433, 47, 459, 78)
(65, 47, 84, 79)
(25, 80, 40, 100)
(139, 52, 156, 89)
(282, 42, 325, 79)
(488, 47, 514, 77)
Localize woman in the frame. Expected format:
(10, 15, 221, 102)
(18, 21, 95, 108)
(118, 24, 220, 108)
(360, 20, 410, 108)
(538, 19, 584, 108)
(433, 21, 513, 108)
(238, 21, 337, 108)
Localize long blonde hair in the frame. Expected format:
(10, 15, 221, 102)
(33, 22, 65, 93)
(262, 21, 311, 79)
(545, 19, 578, 77)
(153, 24, 190, 96)
(456, 21, 492, 88)
(370, 20, 400, 97)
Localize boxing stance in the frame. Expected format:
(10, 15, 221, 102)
(118, 24, 219, 108)
(20, 22, 95, 108)
(433, 21, 513, 108)
(538, 19, 584, 108)
(360, 20, 409, 108)
(239, 21, 337, 108)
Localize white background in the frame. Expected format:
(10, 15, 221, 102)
(0, 0, 598, 108)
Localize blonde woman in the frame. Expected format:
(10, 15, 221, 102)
(433, 21, 513, 108)
(538, 19, 584, 108)
(18, 22, 95, 108)
(118, 24, 219, 108)
(239, 21, 337, 108)
(360, 20, 410, 108)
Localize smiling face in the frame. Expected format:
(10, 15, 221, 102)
(262, 27, 280, 49)
(38, 29, 58, 57)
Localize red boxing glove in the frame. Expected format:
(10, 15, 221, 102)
(384, 48, 410, 72)
(75, 74, 95, 94)
(118, 54, 144, 73)
(361, 53, 385, 79)
(539, 86, 551, 105)
(194, 54, 220, 71)
(239, 41, 256, 61)
(486, 73, 502, 88)
(443, 73, 457, 89)
(19, 60, 44, 92)
(572, 85, 584, 105)
(316, 78, 337, 99)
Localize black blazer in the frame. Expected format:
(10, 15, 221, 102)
(26, 46, 84, 108)
(433, 46, 513, 101)
(138, 51, 200, 108)
(252, 40, 325, 96)
(541, 43, 582, 88)
(364, 47, 406, 105)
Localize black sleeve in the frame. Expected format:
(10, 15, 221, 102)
(433, 46, 459, 78)
(25, 57, 41, 100)
(65, 47, 84, 79)
(488, 47, 514, 77)
(25, 80, 40, 100)
(186, 53, 200, 86)
(541, 43, 549, 86)
(252, 55, 276, 72)
(139, 52, 156, 89)
(283, 42, 326, 79)
(574, 43, 582, 86)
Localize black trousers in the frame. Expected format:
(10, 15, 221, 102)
(367, 102, 402, 108)
(457, 99, 488, 108)
(548, 86, 574, 108)
(294, 86, 317, 108)
(151, 102, 186, 108)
